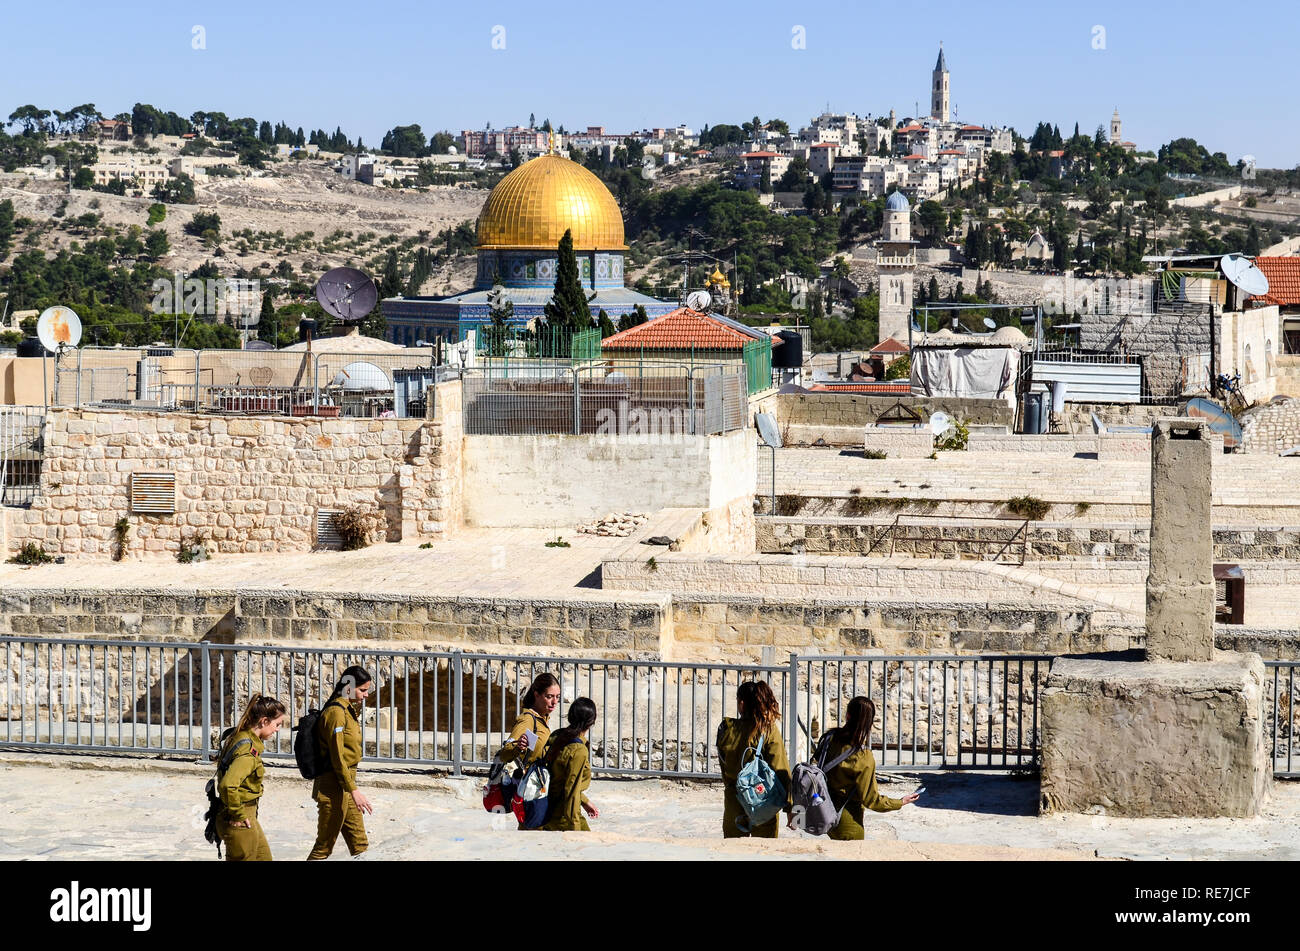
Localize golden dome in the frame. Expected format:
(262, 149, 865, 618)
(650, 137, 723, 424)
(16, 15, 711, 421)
(709, 267, 730, 288)
(476, 154, 627, 251)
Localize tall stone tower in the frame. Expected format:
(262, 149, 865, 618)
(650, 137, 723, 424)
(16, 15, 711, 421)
(931, 44, 950, 123)
(1110, 108, 1122, 145)
(876, 191, 916, 345)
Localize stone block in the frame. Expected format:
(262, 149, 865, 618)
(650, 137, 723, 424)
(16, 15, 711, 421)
(1040, 653, 1271, 818)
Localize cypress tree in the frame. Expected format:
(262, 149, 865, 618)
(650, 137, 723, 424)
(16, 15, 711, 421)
(544, 229, 591, 331)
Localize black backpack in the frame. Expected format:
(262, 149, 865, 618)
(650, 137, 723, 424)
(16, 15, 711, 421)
(293, 699, 343, 780)
(203, 728, 252, 858)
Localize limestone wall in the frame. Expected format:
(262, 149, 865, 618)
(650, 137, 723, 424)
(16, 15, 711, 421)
(1240, 398, 1300, 454)
(4, 404, 462, 560)
(752, 392, 1013, 447)
(461, 428, 755, 528)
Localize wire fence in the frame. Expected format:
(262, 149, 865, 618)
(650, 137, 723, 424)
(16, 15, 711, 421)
(462, 361, 748, 436)
(0, 406, 45, 507)
(0, 637, 1294, 777)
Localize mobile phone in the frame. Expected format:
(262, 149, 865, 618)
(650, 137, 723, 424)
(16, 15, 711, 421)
(914, 787, 926, 796)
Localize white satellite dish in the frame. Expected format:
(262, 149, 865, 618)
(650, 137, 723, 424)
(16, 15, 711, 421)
(685, 290, 712, 312)
(333, 361, 390, 391)
(1220, 253, 1269, 297)
(37, 306, 82, 353)
(983, 317, 997, 330)
(929, 411, 952, 436)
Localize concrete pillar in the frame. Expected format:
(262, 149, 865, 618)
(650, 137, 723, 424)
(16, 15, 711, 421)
(1145, 418, 1214, 662)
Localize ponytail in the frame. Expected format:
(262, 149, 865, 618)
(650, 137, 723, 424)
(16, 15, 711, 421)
(235, 693, 287, 734)
(546, 698, 596, 765)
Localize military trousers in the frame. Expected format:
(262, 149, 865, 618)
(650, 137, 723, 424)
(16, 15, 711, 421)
(217, 804, 273, 861)
(308, 775, 369, 859)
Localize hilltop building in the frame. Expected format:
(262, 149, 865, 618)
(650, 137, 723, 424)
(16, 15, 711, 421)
(932, 45, 950, 123)
(382, 152, 675, 345)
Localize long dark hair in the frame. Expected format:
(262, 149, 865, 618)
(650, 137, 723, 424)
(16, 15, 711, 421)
(737, 680, 780, 745)
(546, 698, 597, 764)
(236, 694, 287, 734)
(835, 696, 875, 752)
(329, 665, 373, 702)
(522, 672, 559, 714)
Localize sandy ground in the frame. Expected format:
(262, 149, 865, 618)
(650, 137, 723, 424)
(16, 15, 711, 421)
(1, 755, 1296, 861)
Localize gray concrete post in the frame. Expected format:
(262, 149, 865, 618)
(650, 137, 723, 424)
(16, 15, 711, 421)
(1146, 418, 1215, 662)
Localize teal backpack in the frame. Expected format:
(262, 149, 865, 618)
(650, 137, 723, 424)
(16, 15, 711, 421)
(734, 732, 786, 833)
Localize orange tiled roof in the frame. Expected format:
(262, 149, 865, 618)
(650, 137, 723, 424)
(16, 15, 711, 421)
(1252, 257, 1300, 307)
(870, 337, 909, 354)
(600, 308, 758, 351)
(898, 124, 924, 133)
(809, 382, 911, 394)
(960, 125, 986, 131)
(811, 142, 838, 148)
(902, 153, 926, 160)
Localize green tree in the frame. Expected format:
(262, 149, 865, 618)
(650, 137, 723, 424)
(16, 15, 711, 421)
(378, 248, 403, 298)
(144, 228, 169, 260)
(381, 124, 427, 157)
(184, 211, 221, 239)
(72, 167, 94, 189)
(543, 229, 591, 332)
(918, 200, 947, 240)
(0, 198, 14, 259)
(597, 309, 616, 338)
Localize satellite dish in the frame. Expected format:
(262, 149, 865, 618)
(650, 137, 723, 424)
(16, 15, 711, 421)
(37, 306, 82, 352)
(333, 361, 391, 391)
(1185, 396, 1243, 451)
(315, 267, 378, 322)
(1219, 254, 1269, 297)
(983, 317, 997, 330)
(755, 412, 782, 448)
(685, 290, 712, 312)
(929, 411, 952, 436)
(243, 339, 275, 351)
(605, 371, 630, 386)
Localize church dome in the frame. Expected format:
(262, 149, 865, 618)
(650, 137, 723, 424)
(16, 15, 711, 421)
(886, 191, 910, 212)
(476, 153, 627, 251)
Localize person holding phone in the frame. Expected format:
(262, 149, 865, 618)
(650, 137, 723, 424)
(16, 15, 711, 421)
(715, 679, 791, 839)
(307, 665, 375, 860)
(539, 697, 600, 831)
(215, 694, 287, 861)
(809, 695, 920, 841)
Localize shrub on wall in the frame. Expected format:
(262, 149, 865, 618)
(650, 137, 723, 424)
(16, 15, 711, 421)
(331, 506, 385, 550)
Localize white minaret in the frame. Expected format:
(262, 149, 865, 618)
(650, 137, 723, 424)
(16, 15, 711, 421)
(1110, 108, 1122, 145)
(876, 191, 916, 345)
(931, 44, 950, 123)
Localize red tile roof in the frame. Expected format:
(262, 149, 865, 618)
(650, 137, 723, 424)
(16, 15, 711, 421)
(960, 125, 986, 131)
(902, 153, 926, 160)
(1047, 149, 1065, 157)
(1252, 257, 1300, 307)
(811, 142, 838, 148)
(809, 382, 911, 394)
(870, 337, 910, 354)
(939, 148, 964, 155)
(898, 124, 923, 133)
(600, 308, 759, 351)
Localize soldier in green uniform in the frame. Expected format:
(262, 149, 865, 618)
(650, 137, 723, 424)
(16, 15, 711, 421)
(539, 697, 600, 832)
(216, 694, 287, 861)
(816, 696, 920, 840)
(496, 672, 561, 768)
(308, 665, 374, 860)
(715, 680, 791, 838)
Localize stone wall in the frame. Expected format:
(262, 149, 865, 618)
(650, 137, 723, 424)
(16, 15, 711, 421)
(752, 392, 1013, 447)
(757, 518, 1300, 562)
(1240, 395, 1300, 454)
(4, 404, 461, 560)
(461, 428, 755, 528)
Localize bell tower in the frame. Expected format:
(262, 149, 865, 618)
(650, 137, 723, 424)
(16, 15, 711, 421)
(931, 44, 950, 123)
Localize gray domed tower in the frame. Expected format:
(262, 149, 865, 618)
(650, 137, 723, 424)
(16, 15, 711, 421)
(876, 190, 917, 345)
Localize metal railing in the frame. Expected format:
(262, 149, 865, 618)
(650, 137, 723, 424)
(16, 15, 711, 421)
(2, 636, 1293, 778)
(0, 406, 45, 507)
(866, 515, 1030, 565)
(461, 361, 748, 436)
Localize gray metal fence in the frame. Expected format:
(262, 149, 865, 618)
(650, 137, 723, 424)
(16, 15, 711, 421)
(462, 361, 748, 436)
(0, 406, 45, 507)
(1, 636, 1293, 778)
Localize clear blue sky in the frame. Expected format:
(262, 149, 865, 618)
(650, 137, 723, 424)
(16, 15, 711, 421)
(5, 0, 1296, 167)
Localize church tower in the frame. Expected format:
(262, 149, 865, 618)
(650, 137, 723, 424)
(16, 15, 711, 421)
(1110, 108, 1122, 145)
(876, 191, 917, 345)
(931, 44, 950, 123)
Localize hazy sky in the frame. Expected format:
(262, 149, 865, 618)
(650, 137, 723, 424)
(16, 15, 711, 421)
(5, 0, 1295, 167)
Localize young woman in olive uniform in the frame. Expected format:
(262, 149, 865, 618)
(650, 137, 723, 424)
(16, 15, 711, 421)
(816, 696, 920, 840)
(216, 694, 287, 861)
(496, 672, 561, 768)
(715, 680, 791, 838)
(539, 698, 600, 832)
(307, 665, 375, 860)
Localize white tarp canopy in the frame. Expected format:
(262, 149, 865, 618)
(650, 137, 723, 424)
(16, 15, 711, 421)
(910, 346, 1020, 404)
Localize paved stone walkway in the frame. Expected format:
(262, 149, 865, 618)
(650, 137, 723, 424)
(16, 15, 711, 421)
(3, 755, 1295, 860)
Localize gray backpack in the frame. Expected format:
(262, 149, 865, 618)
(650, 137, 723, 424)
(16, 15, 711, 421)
(790, 734, 858, 836)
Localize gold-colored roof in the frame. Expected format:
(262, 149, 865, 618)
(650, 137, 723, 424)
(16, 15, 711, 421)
(709, 267, 730, 287)
(476, 154, 626, 251)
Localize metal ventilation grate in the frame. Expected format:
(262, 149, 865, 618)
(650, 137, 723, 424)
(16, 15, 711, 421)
(316, 509, 343, 549)
(129, 472, 175, 514)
